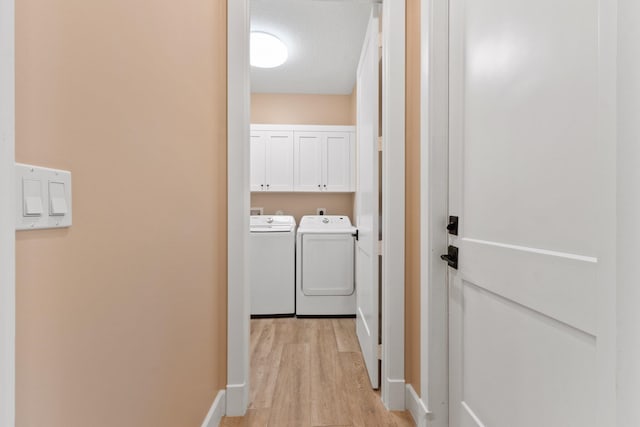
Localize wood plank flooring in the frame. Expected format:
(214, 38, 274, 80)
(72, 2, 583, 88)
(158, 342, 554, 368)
(220, 318, 415, 427)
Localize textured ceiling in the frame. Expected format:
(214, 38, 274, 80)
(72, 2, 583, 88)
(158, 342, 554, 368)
(250, 0, 373, 95)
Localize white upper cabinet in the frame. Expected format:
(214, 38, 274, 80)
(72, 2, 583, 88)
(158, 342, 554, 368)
(251, 125, 355, 193)
(294, 132, 324, 191)
(323, 132, 352, 192)
(250, 132, 267, 192)
(250, 130, 294, 192)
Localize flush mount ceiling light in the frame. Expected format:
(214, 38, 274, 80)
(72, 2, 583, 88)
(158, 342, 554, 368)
(250, 32, 288, 68)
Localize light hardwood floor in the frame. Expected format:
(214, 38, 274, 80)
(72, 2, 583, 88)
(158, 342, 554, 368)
(220, 318, 415, 427)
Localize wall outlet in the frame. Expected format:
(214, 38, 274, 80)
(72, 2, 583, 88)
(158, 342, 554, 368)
(317, 208, 327, 215)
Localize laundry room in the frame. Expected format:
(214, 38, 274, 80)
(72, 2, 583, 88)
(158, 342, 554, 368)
(243, 0, 394, 424)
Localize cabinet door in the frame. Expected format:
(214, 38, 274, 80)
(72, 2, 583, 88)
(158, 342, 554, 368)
(323, 132, 352, 192)
(294, 132, 323, 191)
(250, 132, 266, 192)
(265, 131, 294, 191)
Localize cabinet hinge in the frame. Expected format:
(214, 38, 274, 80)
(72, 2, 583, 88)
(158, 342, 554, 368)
(378, 240, 383, 256)
(377, 344, 383, 360)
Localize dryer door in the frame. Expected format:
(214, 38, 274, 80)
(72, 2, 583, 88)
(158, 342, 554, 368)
(301, 233, 354, 296)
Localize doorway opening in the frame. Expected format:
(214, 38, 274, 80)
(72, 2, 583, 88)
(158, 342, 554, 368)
(226, 0, 406, 418)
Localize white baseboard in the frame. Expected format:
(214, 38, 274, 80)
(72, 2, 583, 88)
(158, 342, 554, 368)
(225, 382, 248, 416)
(201, 390, 226, 427)
(406, 384, 429, 427)
(383, 377, 406, 410)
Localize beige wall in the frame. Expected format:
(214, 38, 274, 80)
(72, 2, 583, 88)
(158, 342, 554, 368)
(15, 1, 227, 426)
(350, 86, 358, 125)
(252, 192, 354, 224)
(252, 93, 355, 125)
(405, 0, 422, 395)
(251, 92, 356, 222)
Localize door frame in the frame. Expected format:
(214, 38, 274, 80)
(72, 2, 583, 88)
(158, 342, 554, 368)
(0, 0, 16, 425)
(419, 0, 449, 425)
(226, 0, 407, 415)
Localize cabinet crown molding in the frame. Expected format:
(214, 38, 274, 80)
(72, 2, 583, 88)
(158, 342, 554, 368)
(251, 124, 356, 133)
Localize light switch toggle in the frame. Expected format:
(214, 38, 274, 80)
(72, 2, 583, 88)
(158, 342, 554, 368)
(22, 179, 43, 217)
(49, 181, 68, 216)
(25, 197, 43, 216)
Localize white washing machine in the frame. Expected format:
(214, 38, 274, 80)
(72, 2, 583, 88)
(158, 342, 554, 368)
(296, 215, 357, 316)
(250, 215, 296, 316)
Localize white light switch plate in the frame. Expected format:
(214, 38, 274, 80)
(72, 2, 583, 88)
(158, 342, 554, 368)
(15, 163, 72, 230)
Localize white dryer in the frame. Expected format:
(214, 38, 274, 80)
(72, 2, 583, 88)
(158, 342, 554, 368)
(250, 215, 296, 316)
(296, 215, 357, 316)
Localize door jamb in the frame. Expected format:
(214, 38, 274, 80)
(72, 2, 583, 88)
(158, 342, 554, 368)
(0, 0, 16, 425)
(419, 0, 449, 424)
(226, 0, 407, 414)
(380, 0, 407, 410)
(226, 0, 251, 416)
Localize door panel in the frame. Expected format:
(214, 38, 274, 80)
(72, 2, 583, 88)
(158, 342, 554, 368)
(250, 132, 266, 191)
(265, 131, 294, 191)
(294, 132, 323, 192)
(301, 234, 354, 296)
(324, 132, 352, 192)
(355, 10, 380, 389)
(449, 0, 606, 425)
(457, 282, 595, 427)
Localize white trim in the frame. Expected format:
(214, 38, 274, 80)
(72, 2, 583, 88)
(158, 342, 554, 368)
(405, 384, 429, 427)
(0, 0, 15, 424)
(224, 383, 248, 417)
(380, 0, 406, 410)
(200, 390, 226, 427)
(594, 0, 618, 424)
(227, 0, 251, 417)
(250, 124, 356, 133)
(229, 0, 406, 414)
(617, 0, 640, 424)
(383, 378, 406, 410)
(419, 0, 449, 425)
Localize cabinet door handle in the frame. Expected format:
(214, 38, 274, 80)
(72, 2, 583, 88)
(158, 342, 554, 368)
(260, 184, 264, 190)
(266, 184, 270, 189)
(317, 184, 321, 188)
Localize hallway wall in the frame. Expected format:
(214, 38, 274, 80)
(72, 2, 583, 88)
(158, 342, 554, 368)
(405, 0, 422, 396)
(15, 1, 227, 426)
(617, 0, 640, 425)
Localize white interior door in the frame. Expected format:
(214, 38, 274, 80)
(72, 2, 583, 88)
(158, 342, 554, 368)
(448, 0, 615, 426)
(355, 10, 380, 389)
